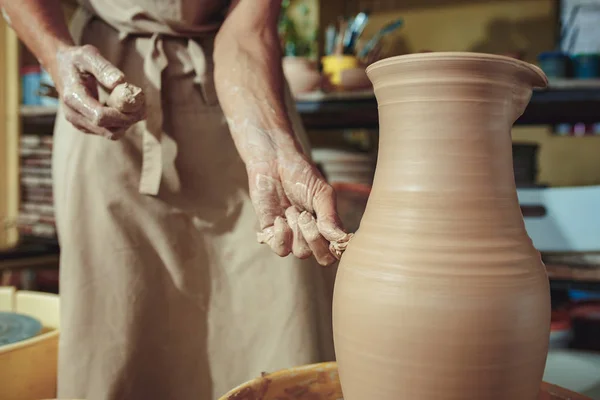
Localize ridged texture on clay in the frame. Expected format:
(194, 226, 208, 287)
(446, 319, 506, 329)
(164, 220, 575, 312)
(332, 52, 551, 400)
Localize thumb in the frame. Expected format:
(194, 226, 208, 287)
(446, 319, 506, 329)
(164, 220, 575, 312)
(77, 45, 124, 90)
(312, 184, 348, 242)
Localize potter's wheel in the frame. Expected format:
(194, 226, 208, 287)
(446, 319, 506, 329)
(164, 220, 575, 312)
(0, 311, 43, 346)
(219, 362, 592, 400)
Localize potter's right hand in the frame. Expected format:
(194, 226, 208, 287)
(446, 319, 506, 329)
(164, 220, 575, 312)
(249, 151, 353, 266)
(51, 45, 144, 140)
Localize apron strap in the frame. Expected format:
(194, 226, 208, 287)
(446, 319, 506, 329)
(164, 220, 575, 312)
(139, 37, 214, 195)
(68, 7, 94, 45)
(69, 8, 215, 196)
(139, 33, 167, 195)
(69, 7, 165, 196)
(188, 39, 218, 106)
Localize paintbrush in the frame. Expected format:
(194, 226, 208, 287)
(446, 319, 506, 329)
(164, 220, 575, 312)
(325, 24, 337, 55)
(366, 42, 383, 65)
(358, 18, 403, 59)
(343, 11, 370, 55)
(334, 17, 347, 55)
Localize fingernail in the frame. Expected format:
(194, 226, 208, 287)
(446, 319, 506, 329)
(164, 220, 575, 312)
(107, 71, 124, 86)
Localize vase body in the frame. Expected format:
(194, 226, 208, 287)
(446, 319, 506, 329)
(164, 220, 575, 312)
(332, 53, 551, 400)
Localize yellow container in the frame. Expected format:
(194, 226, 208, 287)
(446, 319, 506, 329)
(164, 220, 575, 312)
(0, 287, 60, 400)
(219, 362, 591, 400)
(322, 55, 359, 86)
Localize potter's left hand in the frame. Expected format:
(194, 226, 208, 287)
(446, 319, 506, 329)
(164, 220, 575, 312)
(211, 0, 352, 265)
(248, 152, 351, 266)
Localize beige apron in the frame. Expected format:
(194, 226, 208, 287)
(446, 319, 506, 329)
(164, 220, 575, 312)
(52, 2, 334, 399)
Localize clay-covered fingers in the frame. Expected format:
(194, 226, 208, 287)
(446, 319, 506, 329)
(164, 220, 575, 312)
(58, 45, 144, 139)
(62, 81, 141, 132)
(298, 211, 336, 266)
(311, 184, 346, 241)
(256, 216, 292, 257)
(311, 183, 354, 258)
(285, 206, 311, 259)
(73, 45, 125, 89)
(62, 98, 136, 140)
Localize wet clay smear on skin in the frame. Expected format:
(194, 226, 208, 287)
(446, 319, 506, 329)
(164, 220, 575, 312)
(107, 82, 145, 114)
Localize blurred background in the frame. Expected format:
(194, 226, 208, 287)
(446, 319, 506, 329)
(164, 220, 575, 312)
(1, 0, 600, 398)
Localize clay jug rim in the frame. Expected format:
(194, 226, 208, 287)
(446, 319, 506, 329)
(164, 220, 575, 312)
(366, 52, 548, 89)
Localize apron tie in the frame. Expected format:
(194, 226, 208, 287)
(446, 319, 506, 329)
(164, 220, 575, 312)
(187, 39, 218, 106)
(139, 37, 214, 195)
(70, 7, 216, 196)
(138, 33, 168, 195)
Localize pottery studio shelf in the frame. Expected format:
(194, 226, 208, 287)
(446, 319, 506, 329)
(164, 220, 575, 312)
(21, 79, 600, 128)
(546, 264, 600, 291)
(0, 238, 60, 272)
(16, 85, 600, 290)
(296, 79, 600, 130)
(19, 104, 59, 126)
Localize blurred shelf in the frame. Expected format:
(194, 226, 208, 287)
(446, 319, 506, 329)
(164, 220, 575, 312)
(295, 89, 374, 102)
(20, 105, 58, 117)
(0, 238, 60, 271)
(549, 78, 600, 89)
(546, 263, 600, 291)
(18, 80, 600, 129)
(296, 79, 600, 130)
(20, 105, 59, 128)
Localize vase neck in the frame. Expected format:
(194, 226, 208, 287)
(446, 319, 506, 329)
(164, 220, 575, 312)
(361, 53, 547, 247)
(373, 99, 517, 198)
(366, 54, 547, 200)
(367, 106, 528, 242)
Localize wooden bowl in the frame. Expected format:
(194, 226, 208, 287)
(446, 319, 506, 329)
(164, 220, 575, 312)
(219, 362, 592, 400)
(0, 288, 60, 400)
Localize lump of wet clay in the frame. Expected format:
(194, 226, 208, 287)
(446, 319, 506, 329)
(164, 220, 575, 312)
(330, 232, 354, 260)
(107, 82, 145, 114)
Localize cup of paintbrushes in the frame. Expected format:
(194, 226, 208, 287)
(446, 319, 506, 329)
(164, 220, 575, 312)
(322, 11, 373, 90)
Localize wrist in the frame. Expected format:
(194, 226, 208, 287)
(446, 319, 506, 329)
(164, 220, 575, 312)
(225, 105, 305, 164)
(41, 41, 74, 82)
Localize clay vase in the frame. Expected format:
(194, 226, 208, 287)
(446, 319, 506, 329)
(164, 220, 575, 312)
(332, 53, 551, 400)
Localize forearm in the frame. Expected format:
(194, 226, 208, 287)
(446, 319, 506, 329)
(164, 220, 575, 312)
(214, 1, 348, 260)
(213, 0, 303, 165)
(0, 0, 74, 75)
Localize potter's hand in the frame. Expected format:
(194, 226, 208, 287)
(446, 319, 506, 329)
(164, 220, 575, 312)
(51, 45, 144, 140)
(249, 153, 352, 266)
(212, 0, 352, 265)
